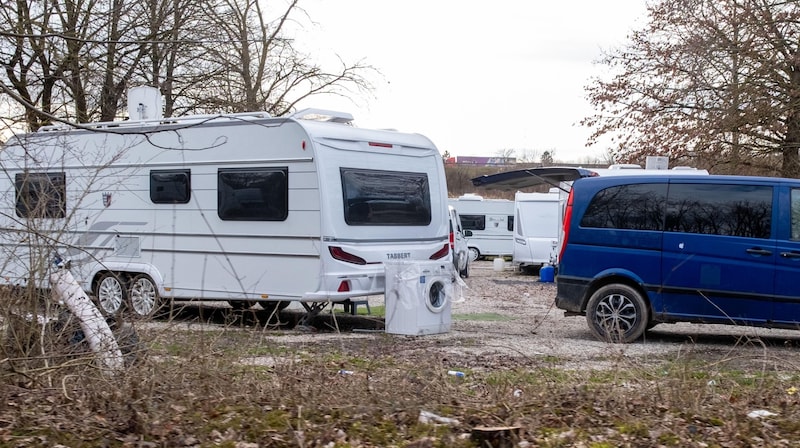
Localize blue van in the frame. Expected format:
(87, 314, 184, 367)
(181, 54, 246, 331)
(473, 168, 800, 343)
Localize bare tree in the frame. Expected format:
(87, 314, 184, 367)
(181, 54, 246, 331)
(0, 0, 375, 127)
(583, 0, 800, 176)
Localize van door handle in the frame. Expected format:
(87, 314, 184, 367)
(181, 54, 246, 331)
(746, 248, 772, 256)
(780, 251, 800, 259)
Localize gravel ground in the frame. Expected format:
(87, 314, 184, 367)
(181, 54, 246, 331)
(149, 259, 800, 371)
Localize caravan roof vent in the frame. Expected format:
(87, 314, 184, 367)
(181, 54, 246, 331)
(290, 108, 354, 124)
(458, 193, 483, 201)
(608, 164, 643, 170)
(127, 86, 163, 121)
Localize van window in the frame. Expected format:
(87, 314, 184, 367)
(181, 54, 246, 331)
(341, 168, 431, 226)
(217, 168, 288, 221)
(150, 170, 190, 204)
(792, 188, 800, 240)
(460, 214, 486, 231)
(581, 183, 666, 231)
(666, 183, 771, 238)
(15, 172, 66, 219)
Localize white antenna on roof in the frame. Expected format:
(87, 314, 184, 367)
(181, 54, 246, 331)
(127, 86, 163, 120)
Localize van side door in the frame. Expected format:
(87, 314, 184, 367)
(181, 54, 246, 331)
(772, 185, 800, 324)
(660, 182, 775, 324)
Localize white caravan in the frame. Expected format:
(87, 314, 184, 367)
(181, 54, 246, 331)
(447, 194, 514, 261)
(0, 108, 450, 317)
(512, 190, 561, 273)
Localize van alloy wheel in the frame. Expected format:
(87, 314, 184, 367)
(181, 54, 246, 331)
(585, 283, 649, 343)
(129, 275, 160, 317)
(96, 273, 125, 316)
(468, 247, 480, 262)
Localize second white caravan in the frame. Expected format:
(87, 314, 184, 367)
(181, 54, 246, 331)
(0, 107, 450, 317)
(447, 194, 514, 261)
(513, 190, 560, 273)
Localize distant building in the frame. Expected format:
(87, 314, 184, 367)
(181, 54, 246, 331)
(444, 156, 516, 166)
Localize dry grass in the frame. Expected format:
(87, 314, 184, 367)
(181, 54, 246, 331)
(0, 303, 799, 448)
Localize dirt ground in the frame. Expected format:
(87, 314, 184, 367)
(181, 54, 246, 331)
(165, 259, 800, 372)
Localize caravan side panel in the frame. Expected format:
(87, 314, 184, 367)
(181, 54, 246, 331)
(513, 191, 560, 272)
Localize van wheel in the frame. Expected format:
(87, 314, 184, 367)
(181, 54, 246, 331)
(129, 275, 160, 318)
(460, 261, 470, 278)
(585, 284, 649, 343)
(95, 273, 126, 316)
(229, 300, 256, 310)
(468, 247, 480, 262)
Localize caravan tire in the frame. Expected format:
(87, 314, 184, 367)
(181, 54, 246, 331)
(95, 273, 126, 316)
(229, 300, 256, 310)
(260, 301, 290, 314)
(128, 275, 160, 318)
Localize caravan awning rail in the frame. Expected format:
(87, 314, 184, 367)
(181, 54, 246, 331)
(37, 111, 273, 133)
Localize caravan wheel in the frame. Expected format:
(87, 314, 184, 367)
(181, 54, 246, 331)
(229, 300, 256, 310)
(95, 273, 126, 316)
(129, 275, 160, 318)
(261, 301, 290, 313)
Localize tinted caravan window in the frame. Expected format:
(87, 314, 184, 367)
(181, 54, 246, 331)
(581, 183, 666, 230)
(460, 214, 486, 231)
(151, 170, 190, 204)
(666, 183, 771, 238)
(15, 172, 66, 219)
(341, 168, 431, 226)
(507, 215, 514, 232)
(218, 167, 288, 221)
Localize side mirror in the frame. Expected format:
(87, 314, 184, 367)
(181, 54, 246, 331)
(463, 230, 473, 237)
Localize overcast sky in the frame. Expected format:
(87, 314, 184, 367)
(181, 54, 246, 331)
(293, 1, 648, 163)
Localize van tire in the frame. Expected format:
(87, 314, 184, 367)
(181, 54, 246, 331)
(95, 273, 126, 316)
(460, 262, 469, 278)
(128, 274, 161, 318)
(585, 283, 649, 343)
(468, 247, 480, 262)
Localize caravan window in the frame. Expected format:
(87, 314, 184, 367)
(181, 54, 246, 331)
(150, 170, 191, 204)
(507, 215, 514, 232)
(460, 214, 486, 231)
(341, 168, 431, 226)
(218, 168, 288, 221)
(15, 172, 66, 219)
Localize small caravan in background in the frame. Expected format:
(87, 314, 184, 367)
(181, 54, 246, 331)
(447, 194, 514, 261)
(513, 189, 561, 274)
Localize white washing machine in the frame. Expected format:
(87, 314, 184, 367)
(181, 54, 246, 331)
(384, 260, 454, 335)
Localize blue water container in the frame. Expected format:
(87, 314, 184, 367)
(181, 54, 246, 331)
(539, 264, 555, 283)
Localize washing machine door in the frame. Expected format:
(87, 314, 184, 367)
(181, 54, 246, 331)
(425, 277, 451, 313)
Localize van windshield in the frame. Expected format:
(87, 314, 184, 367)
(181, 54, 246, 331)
(341, 168, 432, 226)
